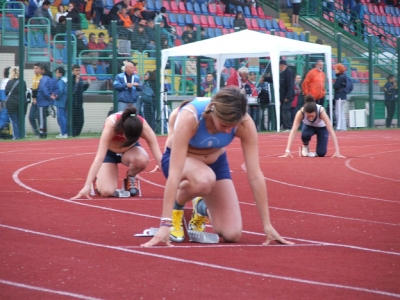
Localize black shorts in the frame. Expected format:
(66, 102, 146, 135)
(103, 142, 141, 164)
(293, 3, 301, 15)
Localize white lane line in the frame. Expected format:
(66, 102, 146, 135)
(2, 224, 400, 299)
(12, 156, 400, 256)
(0, 279, 103, 300)
(122, 243, 325, 249)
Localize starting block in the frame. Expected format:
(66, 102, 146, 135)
(184, 218, 219, 244)
(90, 177, 142, 198)
(134, 215, 219, 244)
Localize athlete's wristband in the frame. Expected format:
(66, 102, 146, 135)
(285, 149, 290, 153)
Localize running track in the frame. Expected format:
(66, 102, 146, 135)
(1, 130, 399, 299)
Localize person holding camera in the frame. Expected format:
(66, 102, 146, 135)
(113, 61, 141, 112)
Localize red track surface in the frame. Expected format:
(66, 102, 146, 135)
(1, 130, 400, 299)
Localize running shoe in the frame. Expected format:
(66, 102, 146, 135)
(170, 209, 184, 242)
(125, 174, 139, 196)
(188, 197, 208, 233)
(301, 145, 309, 157)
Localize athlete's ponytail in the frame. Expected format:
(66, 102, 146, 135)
(303, 94, 317, 113)
(115, 106, 143, 147)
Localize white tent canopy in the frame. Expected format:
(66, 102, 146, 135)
(161, 30, 332, 132)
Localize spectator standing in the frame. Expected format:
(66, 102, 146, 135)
(343, 0, 354, 13)
(384, 74, 398, 128)
(333, 63, 349, 131)
(139, 70, 156, 131)
(113, 61, 141, 112)
(200, 72, 216, 97)
(350, 0, 365, 38)
(5, 67, 27, 140)
(302, 59, 326, 106)
(53, 15, 66, 41)
(227, 66, 255, 93)
(324, 0, 334, 13)
(157, 6, 173, 31)
(54, 4, 68, 22)
(36, 64, 57, 139)
(29, 63, 43, 137)
(291, 74, 301, 123)
(65, 2, 82, 30)
(92, 0, 105, 29)
(233, 12, 247, 31)
(54, 66, 68, 138)
(278, 60, 295, 131)
(291, 0, 301, 27)
(0, 67, 10, 102)
(72, 64, 90, 137)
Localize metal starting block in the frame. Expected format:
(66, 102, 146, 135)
(134, 227, 159, 237)
(183, 217, 219, 244)
(112, 189, 131, 197)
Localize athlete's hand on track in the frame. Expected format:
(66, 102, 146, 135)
(263, 224, 294, 246)
(279, 152, 293, 158)
(141, 226, 173, 247)
(71, 185, 92, 200)
(331, 152, 346, 158)
(150, 165, 160, 173)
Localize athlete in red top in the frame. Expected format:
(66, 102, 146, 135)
(71, 106, 162, 199)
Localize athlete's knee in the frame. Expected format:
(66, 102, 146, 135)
(317, 150, 327, 157)
(98, 187, 116, 197)
(130, 156, 149, 171)
(220, 230, 242, 243)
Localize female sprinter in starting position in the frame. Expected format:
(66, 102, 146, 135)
(72, 106, 162, 199)
(280, 95, 345, 158)
(142, 87, 293, 247)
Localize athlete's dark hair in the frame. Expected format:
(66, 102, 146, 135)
(303, 94, 317, 113)
(115, 106, 143, 147)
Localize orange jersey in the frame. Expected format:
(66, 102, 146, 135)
(302, 68, 326, 100)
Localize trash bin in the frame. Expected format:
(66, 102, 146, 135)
(267, 103, 276, 131)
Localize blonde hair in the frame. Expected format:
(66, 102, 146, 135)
(9, 66, 19, 80)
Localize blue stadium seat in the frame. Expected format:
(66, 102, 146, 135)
(271, 19, 280, 31)
(207, 27, 215, 38)
(169, 13, 178, 26)
(299, 32, 305, 41)
(258, 18, 266, 29)
(215, 27, 222, 36)
(105, 0, 114, 10)
(193, 2, 201, 15)
(186, 2, 194, 14)
(292, 31, 299, 40)
(35, 32, 47, 48)
(154, 0, 162, 11)
(285, 31, 293, 39)
(265, 19, 272, 30)
(177, 13, 186, 26)
(28, 32, 38, 48)
(200, 2, 209, 15)
(215, 16, 223, 28)
(222, 16, 232, 29)
(185, 14, 193, 25)
(235, 5, 243, 13)
(243, 5, 252, 18)
(96, 64, 111, 80)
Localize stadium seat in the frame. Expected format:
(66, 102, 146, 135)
(200, 15, 208, 27)
(177, 14, 186, 26)
(257, 18, 266, 29)
(215, 28, 222, 36)
(286, 31, 293, 39)
(265, 19, 272, 30)
(96, 64, 111, 80)
(35, 32, 47, 48)
(250, 6, 257, 18)
(208, 4, 217, 16)
(257, 7, 267, 19)
(161, 0, 170, 12)
(222, 16, 232, 29)
(251, 18, 259, 30)
(271, 19, 280, 31)
(192, 14, 200, 26)
(208, 15, 216, 28)
(292, 31, 299, 40)
(235, 5, 243, 13)
(185, 14, 193, 25)
(193, 2, 201, 15)
(278, 19, 286, 31)
(186, 2, 194, 14)
(168, 13, 177, 26)
(175, 26, 183, 38)
(170, 1, 179, 13)
(299, 32, 305, 41)
(244, 18, 252, 29)
(215, 16, 223, 28)
(207, 27, 215, 38)
(243, 5, 252, 18)
(216, 4, 224, 16)
(178, 1, 187, 14)
(201, 3, 209, 15)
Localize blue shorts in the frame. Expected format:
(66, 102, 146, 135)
(103, 142, 141, 164)
(161, 147, 231, 181)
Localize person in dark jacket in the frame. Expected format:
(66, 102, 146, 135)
(233, 12, 247, 31)
(263, 60, 295, 131)
(113, 61, 141, 112)
(71, 64, 91, 137)
(36, 64, 58, 138)
(384, 74, 398, 128)
(5, 66, 27, 140)
(66, 2, 82, 31)
(333, 63, 348, 131)
(131, 24, 155, 57)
